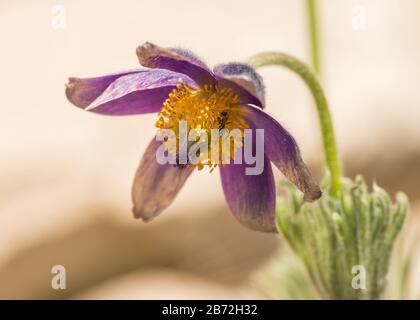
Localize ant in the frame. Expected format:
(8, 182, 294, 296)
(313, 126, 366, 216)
(218, 110, 229, 130)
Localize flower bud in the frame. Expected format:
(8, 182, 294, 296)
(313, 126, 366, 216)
(275, 176, 408, 299)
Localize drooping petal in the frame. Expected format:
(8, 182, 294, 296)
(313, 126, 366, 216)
(219, 157, 277, 233)
(244, 105, 322, 202)
(132, 138, 194, 221)
(137, 42, 217, 87)
(68, 69, 196, 115)
(65, 69, 142, 108)
(214, 63, 265, 108)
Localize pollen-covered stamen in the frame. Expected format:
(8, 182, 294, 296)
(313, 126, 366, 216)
(156, 82, 248, 170)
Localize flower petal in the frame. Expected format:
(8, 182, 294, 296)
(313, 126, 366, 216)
(65, 69, 142, 108)
(219, 157, 277, 233)
(137, 42, 216, 87)
(132, 138, 194, 221)
(244, 105, 322, 201)
(68, 69, 196, 115)
(214, 63, 265, 108)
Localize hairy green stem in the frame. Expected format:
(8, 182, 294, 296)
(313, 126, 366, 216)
(248, 53, 342, 198)
(306, 0, 321, 75)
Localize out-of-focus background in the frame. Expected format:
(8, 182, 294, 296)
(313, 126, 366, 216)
(0, 0, 419, 299)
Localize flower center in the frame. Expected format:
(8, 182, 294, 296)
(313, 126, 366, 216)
(155, 82, 248, 170)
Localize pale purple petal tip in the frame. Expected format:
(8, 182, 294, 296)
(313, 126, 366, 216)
(214, 63, 265, 108)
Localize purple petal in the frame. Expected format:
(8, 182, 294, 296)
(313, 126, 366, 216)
(65, 69, 142, 108)
(244, 105, 322, 202)
(219, 157, 277, 233)
(214, 63, 265, 108)
(68, 69, 196, 115)
(137, 42, 217, 87)
(132, 138, 194, 221)
(169, 48, 210, 70)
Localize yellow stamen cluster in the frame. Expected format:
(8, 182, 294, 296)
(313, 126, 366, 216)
(156, 82, 248, 171)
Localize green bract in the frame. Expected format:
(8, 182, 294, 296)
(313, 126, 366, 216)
(276, 176, 408, 299)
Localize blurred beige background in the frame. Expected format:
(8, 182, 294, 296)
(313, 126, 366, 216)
(0, 0, 419, 299)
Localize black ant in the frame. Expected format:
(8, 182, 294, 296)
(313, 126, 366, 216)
(218, 110, 229, 130)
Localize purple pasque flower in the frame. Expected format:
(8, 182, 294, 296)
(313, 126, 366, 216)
(66, 42, 321, 233)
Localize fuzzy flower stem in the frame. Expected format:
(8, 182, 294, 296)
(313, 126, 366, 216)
(248, 53, 342, 198)
(306, 0, 321, 75)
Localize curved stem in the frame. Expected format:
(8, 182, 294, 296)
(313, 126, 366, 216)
(306, 0, 321, 75)
(248, 52, 342, 198)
